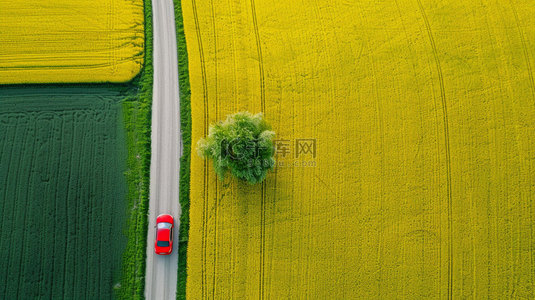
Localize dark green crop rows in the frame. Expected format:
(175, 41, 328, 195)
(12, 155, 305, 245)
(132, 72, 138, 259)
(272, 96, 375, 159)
(0, 87, 128, 299)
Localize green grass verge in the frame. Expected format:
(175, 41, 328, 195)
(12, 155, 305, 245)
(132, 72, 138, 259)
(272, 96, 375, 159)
(174, 0, 192, 299)
(116, 0, 153, 298)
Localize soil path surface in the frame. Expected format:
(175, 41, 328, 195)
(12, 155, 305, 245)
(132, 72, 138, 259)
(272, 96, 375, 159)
(144, 0, 182, 298)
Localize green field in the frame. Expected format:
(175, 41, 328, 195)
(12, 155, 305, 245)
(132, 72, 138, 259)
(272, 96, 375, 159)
(0, 87, 129, 299)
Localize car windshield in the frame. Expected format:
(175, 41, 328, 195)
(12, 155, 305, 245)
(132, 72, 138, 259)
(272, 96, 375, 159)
(157, 222, 172, 229)
(157, 241, 169, 247)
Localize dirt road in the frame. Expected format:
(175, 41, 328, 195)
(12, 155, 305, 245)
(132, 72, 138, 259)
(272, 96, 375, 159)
(144, 0, 182, 298)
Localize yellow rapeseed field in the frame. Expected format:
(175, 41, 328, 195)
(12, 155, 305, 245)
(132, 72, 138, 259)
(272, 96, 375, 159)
(0, 0, 144, 84)
(183, 0, 535, 298)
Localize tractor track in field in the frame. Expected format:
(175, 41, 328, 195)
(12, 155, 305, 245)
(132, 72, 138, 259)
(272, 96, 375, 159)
(415, 1, 453, 298)
(250, 0, 267, 297)
(189, 0, 210, 297)
(210, 0, 220, 296)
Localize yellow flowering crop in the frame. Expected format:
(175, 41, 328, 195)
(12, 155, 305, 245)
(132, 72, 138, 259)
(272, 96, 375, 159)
(0, 0, 144, 84)
(183, 0, 535, 298)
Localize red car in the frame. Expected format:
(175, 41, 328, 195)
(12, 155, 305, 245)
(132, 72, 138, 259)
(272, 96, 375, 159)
(154, 214, 174, 255)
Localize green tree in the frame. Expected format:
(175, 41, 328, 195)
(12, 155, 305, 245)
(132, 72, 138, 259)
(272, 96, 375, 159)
(197, 112, 275, 184)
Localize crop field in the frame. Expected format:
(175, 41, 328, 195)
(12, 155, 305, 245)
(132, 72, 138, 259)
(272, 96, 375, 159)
(0, 87, 128, 299)
(0, 0, 144, 84)
(182, 0, 535, 298)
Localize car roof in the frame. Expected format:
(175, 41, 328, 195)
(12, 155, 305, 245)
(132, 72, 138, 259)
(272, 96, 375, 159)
(157, 228, 170, 241)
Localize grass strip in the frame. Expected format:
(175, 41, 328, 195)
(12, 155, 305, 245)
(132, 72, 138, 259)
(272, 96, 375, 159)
(173, 0, 192, 298)
(116, 0, 153, 298)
